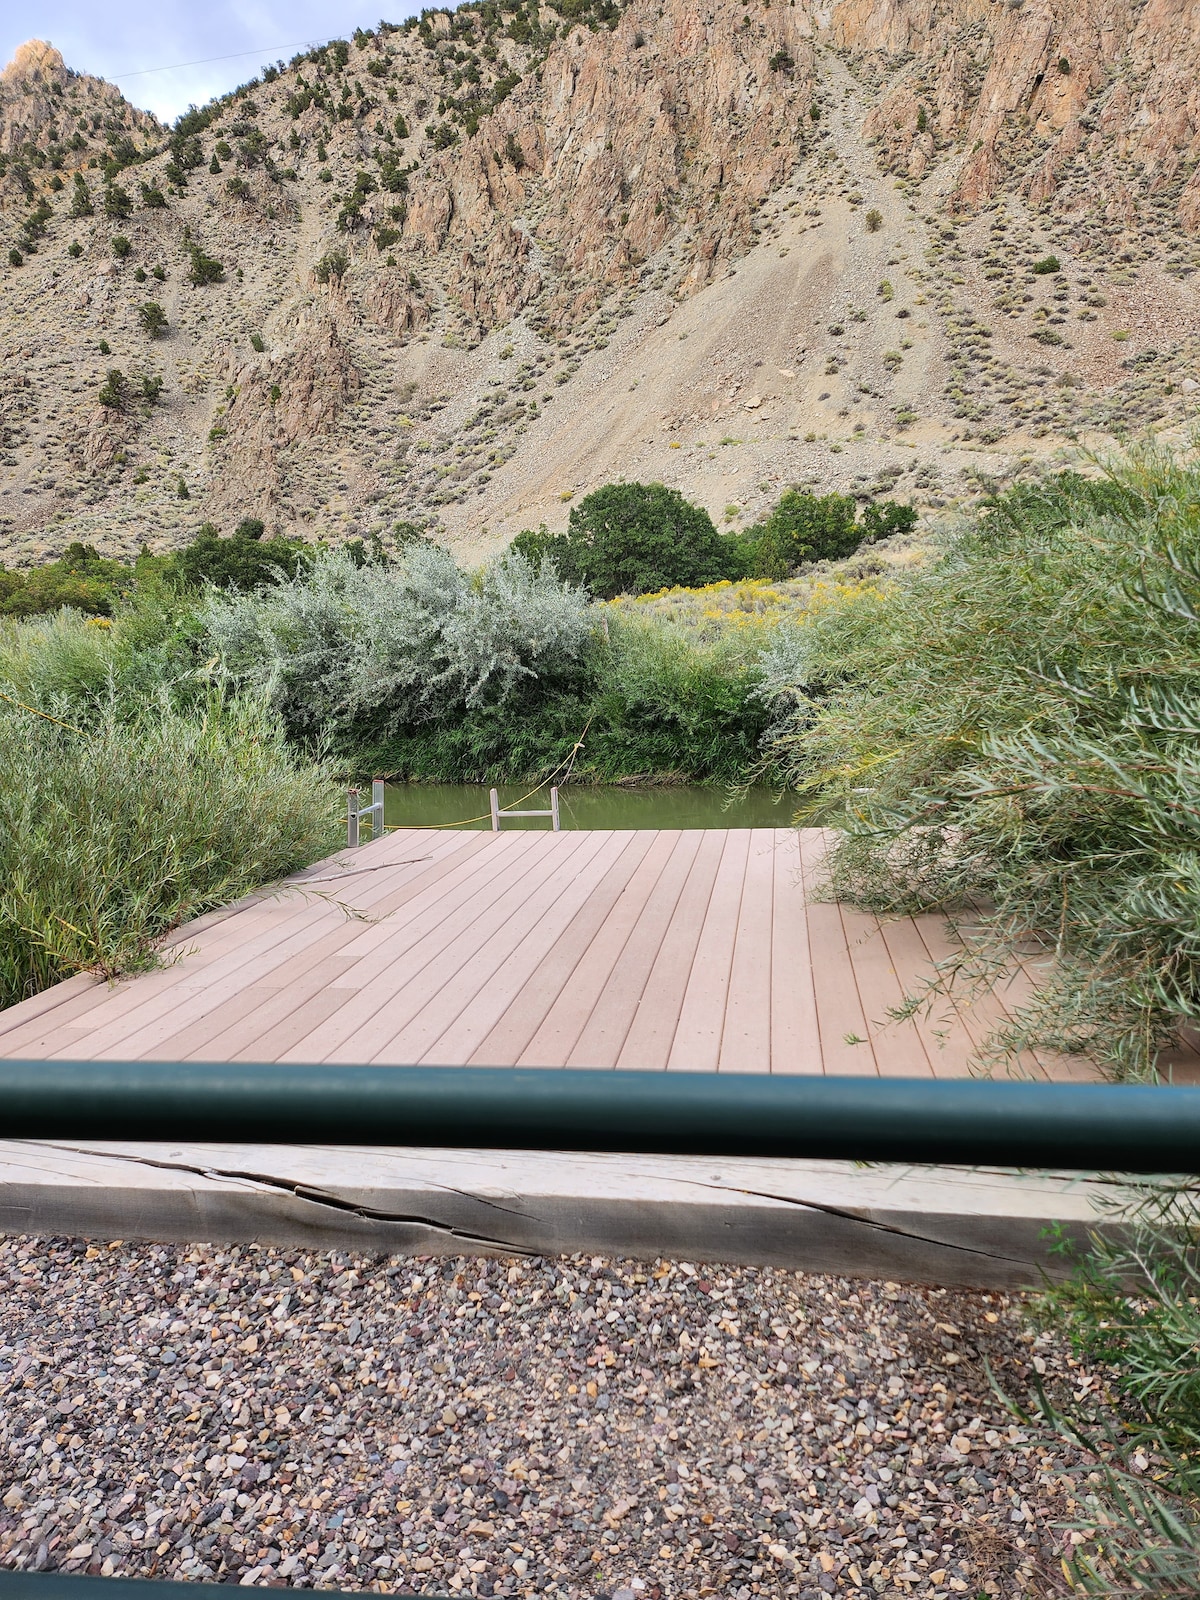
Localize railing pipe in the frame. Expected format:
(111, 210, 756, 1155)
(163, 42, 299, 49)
(0, 1579, 443, 1600)
(3, 1062, 1200, 1171)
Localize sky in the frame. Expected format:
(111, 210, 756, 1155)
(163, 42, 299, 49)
(1, 1, 422, 124)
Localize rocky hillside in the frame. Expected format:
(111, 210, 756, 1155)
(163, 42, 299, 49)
(2, 0, 1199, 566)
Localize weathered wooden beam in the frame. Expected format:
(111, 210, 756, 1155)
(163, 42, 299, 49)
(0, 1141, 1124, 1290)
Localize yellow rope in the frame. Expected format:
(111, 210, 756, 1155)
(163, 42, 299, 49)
(383, 714, 594, 831)
(0, 687, 85, 736)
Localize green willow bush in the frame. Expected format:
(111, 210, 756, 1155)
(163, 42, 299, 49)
(1032, 1184, 1200, 1595)
(763, 451, 1200, 1076)
(586, 611, 771, 781)
(0, 696, 340, 1008)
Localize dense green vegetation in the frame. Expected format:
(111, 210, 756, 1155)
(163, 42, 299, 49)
(202, 544, 773, 783)
(0, 543, 141, 618)
(761, 452, 1200, 1078)
(0, 524, 324, 618)
(730, 488, 917, 580)
(513, 483, 733, 598)
(0, 608, 339, 1010)
(512, 481, 915, 596)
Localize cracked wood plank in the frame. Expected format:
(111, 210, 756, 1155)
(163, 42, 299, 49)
(0, 1141, 1125, 1290)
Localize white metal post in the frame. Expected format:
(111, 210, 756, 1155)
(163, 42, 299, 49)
(550, 786, 561, 831)
(489, 788, 501, 832)
(372, 778, 385, 838)
(347, 788, 360, 848)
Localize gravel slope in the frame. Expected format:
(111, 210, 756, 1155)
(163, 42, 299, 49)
(0, 1237, 1103, 1598)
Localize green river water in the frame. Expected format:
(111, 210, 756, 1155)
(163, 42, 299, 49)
(382, 783, 798, 831)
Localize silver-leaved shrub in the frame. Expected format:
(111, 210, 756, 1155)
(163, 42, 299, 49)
(202, 544, 594, 738)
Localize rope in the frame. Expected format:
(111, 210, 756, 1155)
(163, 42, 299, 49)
(382, 714, 594, 831)
(0, 688, 85, 736)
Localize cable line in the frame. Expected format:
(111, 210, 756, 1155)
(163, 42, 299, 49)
(109, 37, 332, 80)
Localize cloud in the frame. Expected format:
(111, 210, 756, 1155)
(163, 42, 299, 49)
(1, 0, 419, 121)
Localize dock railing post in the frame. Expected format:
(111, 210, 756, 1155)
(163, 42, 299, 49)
(347, 788, 360, 848)
(372, 777, 385, 838)
(550, 786, 560, 831)
(489, 788, 501, 832)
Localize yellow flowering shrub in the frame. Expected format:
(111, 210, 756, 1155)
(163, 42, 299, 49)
(606, 572, 894, 640)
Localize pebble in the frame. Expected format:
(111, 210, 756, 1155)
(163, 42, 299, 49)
(0, 1236, 1106, 1596)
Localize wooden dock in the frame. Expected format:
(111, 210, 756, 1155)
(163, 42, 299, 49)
(0, 826, 1087, 1076)
(0, 827, 1158, 1285)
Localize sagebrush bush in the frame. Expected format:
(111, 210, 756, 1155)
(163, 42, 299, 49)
(203, 545, 594, 742)
(763, 451, 1200, 1076)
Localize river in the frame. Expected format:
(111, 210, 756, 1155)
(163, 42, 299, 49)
(381, 783, 798, 831)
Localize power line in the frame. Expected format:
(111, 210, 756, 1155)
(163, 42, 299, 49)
(109, 37, 333, 80)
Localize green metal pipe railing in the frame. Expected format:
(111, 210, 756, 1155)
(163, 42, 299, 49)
(3, 1059, 1200, 1171)
(0, 1578, 434, 1600)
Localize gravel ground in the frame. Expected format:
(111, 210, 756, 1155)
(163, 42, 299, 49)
(0, 1237, 1105, 1598)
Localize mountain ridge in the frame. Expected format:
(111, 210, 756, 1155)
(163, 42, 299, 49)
(1, 1, 1198, 567)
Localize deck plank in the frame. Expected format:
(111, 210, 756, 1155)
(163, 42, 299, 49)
(468, 832, 658, 1065)
(615, 830, 731, 1072)
(320, 832, 600, 1064)
(798, 831, 879, 1077)
(373, 829, 628, 1065)
(517, 831, 676, 1068)
(422, 832, 650, 1066)
(515, 829, 681, 1068)
(840, 906, 936, 1079)
(667, 830, 752, 1073)
(39, 832, 494, 1062)
(717, 829, 777, 1073)
(566, 831, 705, 1070)
(769, 830, 823, 1074)
(272, 832, 547, 1062)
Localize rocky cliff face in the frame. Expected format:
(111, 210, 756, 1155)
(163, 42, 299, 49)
(837, 0, 1200, 233)
(1, 0, 1198, 566)
(0, 41, 162, 185)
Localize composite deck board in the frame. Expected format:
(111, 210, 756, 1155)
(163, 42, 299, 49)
(717, 829, 777, 1073)
(522, 831, 682, 1069)
(567, 831, 704, 1070)
(667, 830, 753, 1072)
(905, 907, 1050, 1080)
(615, 829, 728, 1072)
(274, 832, 551, 1062)
(836, 903, 937, 1078)
(469, 832, 658, 1066)
(371, 830, 624, 1065)
(46, 832, 494, 1062)
(768, 830, 823, 1074)
(0, 828, 1096, 1079)
(318, 831, 607, 1063)
(798, 831, 880, 1076)
(418, 833, 650, 1066)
